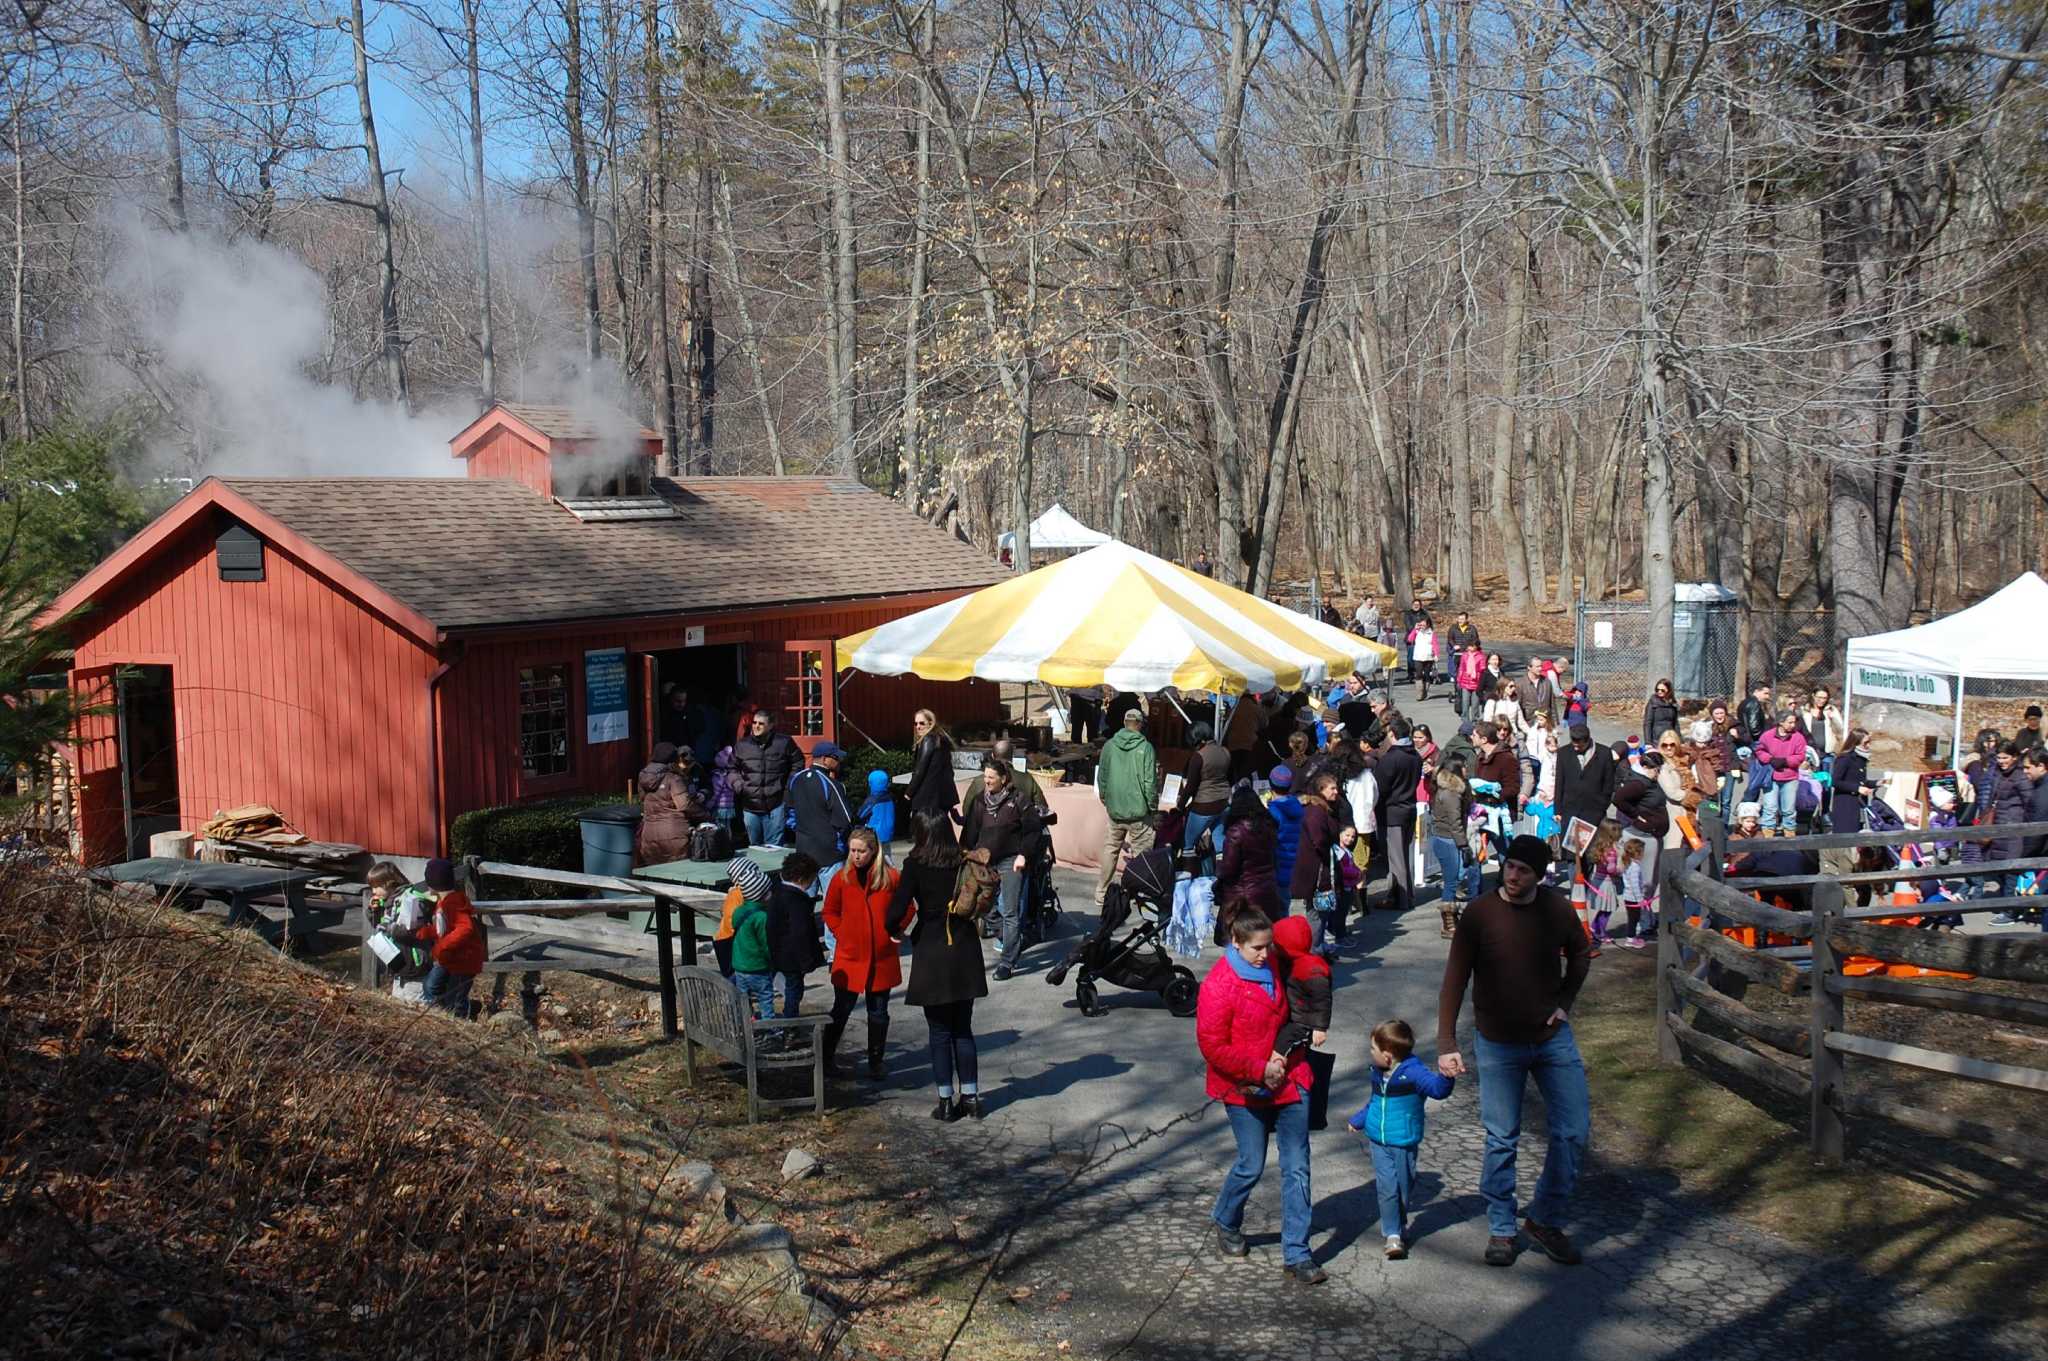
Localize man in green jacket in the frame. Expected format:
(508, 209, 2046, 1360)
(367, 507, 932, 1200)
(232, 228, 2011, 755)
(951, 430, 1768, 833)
(1096, 707, 1159, 905)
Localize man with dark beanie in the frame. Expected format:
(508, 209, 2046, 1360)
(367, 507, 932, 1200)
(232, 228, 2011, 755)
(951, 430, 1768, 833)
(1436, 834, 1591, 1269)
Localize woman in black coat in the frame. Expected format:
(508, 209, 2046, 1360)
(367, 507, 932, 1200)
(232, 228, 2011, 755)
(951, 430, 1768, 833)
(1827, 729, 1874, 835)
(887, 811, 989, 1123)
(906, 709, 960, 820)
(1642, 679, 1680, 749)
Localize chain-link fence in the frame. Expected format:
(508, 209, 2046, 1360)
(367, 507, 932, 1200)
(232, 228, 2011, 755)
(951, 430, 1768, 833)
(1574, 601, 1839, 702)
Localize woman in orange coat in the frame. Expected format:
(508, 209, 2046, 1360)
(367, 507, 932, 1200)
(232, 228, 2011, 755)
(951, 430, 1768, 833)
(822, 826, 904, 1078)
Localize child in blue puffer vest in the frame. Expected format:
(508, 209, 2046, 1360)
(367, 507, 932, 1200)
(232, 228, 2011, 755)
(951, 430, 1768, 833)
(1347, 1017, 1455, 1260)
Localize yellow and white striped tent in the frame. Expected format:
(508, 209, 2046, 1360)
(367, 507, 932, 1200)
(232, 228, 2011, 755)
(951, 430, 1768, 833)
(838, 542, 1394, 695)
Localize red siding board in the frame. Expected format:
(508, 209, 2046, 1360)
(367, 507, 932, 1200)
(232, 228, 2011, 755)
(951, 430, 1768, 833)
(69, 517, 439, 861)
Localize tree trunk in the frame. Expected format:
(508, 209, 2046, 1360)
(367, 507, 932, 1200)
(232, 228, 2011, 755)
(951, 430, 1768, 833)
(713, 171, 784, 474)
(347, 0, 407, 408)
(461, 0, 496, 402)
(562, 0, 601, 363)
(641, 0, 677, 470)
(1490, 222, 1533, 612)
(820, 0, 858, 474)
(10, 103, 28, 440)
(124, 1, 187, 233)
(896, 0, 934, 503)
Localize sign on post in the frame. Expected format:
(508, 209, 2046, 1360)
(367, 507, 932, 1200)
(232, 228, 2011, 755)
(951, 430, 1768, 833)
(1850, 664, 1951, 706)
(585, 647, 629, 743)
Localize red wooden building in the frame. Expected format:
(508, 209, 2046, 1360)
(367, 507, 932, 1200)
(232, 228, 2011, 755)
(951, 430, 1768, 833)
(46, 404, 1003, 862)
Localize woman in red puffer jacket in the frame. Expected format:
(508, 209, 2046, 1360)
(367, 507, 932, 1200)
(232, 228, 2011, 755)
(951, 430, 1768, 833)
(1196, 903, 1322, 1284)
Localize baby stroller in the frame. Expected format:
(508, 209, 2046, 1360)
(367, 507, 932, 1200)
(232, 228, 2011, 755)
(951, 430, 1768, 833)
(1045, 846, 1199, 1018)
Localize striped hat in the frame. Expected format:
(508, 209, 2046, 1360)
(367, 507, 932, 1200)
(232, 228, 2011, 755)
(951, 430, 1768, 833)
(728, 857, 773, 902)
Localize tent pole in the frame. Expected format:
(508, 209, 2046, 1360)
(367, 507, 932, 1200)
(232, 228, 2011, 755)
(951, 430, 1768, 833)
(1841, 664, 1853, 733)
(1953, 675, 1966, 767)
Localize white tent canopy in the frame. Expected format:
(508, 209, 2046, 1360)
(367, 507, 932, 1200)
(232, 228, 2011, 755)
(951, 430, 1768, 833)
(1844, 571, 2048, 753)
(1025, 503, 1112, 550)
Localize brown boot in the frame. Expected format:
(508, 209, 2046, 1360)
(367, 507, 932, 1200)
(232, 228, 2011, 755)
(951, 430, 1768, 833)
(1439, 903, 1460, 939)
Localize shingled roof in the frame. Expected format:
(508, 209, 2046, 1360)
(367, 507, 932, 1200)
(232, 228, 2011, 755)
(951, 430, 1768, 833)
(214, 476, 1003, 631)
(488, 403, 657, 443)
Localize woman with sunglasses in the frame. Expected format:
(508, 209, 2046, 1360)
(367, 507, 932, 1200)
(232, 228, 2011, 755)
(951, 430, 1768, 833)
(907, 709, 960, 820)
(1643, 680, 1679, 752)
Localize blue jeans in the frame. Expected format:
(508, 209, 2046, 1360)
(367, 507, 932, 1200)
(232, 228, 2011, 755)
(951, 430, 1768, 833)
(1474, 1024, 1590, 1238)
(777, 971, 806, 1018)
(743, 806, 786, 848)
(1213, 1100, 1313, 1266)
(925, 999, 978, 1094)
(993, 865, 1027, 969)
(1429, 834, 1482, 903)
(1369, 1139, 1419, 1238)
(422, 964, 474, 1016)
(1759, 779, 1798, 830)
(1185, 810, 1221, 877)
(734, 971, 775, 1020)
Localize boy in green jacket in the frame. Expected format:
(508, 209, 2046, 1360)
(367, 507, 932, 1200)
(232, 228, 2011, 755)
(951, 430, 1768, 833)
(726, 858, 776, 1020)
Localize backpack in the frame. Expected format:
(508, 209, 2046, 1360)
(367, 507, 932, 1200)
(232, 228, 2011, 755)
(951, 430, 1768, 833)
(689, 822, 733, 862)
(948, 847, 1001, 919)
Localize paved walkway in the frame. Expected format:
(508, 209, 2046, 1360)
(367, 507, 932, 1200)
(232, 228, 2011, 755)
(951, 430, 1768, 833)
(856, 659, 2042, 1360)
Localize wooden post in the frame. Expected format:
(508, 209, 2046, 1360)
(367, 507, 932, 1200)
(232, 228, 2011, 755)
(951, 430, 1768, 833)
(360, 893, 381, 990)
(1809, 878, 1846, 1166)
(1657, 869, 1683, 1064)
(655, 895, 679, 1039)
(1703, 807, 1728, 883)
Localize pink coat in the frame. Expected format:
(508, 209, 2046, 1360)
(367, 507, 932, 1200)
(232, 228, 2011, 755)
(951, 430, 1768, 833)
(1197, 955, 1314, 1107)
(1755, 728, 1807, 784)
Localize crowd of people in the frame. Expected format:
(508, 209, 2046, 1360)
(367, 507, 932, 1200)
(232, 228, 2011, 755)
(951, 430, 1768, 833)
(366, 630, 2047, 1284)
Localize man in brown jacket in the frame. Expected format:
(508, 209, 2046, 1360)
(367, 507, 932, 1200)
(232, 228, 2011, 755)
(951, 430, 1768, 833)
(1437, 834, 1591, 1270)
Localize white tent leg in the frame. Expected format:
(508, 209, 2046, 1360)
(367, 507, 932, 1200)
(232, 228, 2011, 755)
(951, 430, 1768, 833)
(1953, 675, 1967, 766)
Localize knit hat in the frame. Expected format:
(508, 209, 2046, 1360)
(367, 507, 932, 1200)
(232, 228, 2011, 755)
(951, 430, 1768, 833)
(424, 857, 457, 892)
(1736, 801, 1761, 823)
(651, 741, 678, 764)
(1503, 834, 1552, 874)
(728, 857, 773, 901)
(1268, 765, 1294, 791)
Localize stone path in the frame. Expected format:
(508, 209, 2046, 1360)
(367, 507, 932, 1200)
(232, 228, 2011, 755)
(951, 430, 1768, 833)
(853, 654, 2043, 1360)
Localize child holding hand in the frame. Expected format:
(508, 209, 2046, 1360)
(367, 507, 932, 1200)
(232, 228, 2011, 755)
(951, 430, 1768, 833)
(1347, 1018, 1455, 1260)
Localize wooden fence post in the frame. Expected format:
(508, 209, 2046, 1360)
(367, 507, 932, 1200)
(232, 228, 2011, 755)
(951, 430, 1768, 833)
(360, 894, 381, 991)
(1809, 878, 1846, 1166)
(1656, 867, 1683, 1065)
(655, 895, 679, 1040)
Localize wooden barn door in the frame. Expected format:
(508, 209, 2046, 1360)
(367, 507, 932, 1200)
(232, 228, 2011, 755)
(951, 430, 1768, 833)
(70, 667, 125, 865)
(782, 640, 836, 755)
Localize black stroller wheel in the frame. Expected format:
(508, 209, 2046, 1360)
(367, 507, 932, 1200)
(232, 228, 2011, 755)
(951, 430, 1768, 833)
(1075, 980, 1100, 1016)
(1164, 967, 1199, 1018)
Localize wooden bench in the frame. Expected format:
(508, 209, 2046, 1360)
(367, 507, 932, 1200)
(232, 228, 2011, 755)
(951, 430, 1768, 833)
(672, 966, 827, 1123)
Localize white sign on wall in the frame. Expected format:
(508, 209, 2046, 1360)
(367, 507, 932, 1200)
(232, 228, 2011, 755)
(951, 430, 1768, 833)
(1593, 621, 1614, 649)
(1851, 664, 1952, 706)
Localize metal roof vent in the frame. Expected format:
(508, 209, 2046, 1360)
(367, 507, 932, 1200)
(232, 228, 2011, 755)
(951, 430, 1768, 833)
(555, 496, 680, 522)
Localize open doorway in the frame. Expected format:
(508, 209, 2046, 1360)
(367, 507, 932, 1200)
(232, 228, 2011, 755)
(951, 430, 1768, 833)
(117, 665, 180, 860)
(652, 644, 745, 764)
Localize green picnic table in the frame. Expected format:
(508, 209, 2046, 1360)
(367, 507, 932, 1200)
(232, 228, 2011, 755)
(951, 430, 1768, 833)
(632, 844, 786, 893)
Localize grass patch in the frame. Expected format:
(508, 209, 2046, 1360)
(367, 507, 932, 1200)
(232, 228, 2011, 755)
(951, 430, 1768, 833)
(1574, 950, 2048, 1323)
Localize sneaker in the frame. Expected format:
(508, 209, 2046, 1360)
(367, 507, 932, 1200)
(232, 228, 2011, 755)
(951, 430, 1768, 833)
(1522, 1218, 1582, 1265)
(1991, 913, 2017, 925)
(1214, 1224, 1249, 1259)
(1284, 1261, 1329, 1285)
(1384, 1235, 1407, 1260)
(1484, 1235, 1517, 1267)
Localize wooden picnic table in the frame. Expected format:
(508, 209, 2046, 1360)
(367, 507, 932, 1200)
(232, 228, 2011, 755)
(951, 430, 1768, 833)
(93, 857, 342, 943)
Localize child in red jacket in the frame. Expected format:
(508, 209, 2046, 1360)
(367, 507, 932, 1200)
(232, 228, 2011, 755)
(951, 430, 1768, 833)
(407, 857, 483, 1017)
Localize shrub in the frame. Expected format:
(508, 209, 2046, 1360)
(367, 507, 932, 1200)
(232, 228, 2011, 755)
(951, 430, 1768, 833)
(840, 744, 915, 800)
(449, 794, 636, 897)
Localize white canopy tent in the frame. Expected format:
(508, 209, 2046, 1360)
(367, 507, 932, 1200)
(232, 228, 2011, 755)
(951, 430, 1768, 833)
(1843, 571, 2048, 756)
(997, 502, 1114, 554)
